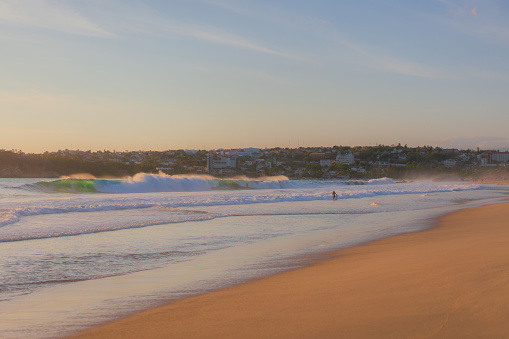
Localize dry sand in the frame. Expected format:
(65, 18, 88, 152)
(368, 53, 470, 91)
(70, 203, 509, 338)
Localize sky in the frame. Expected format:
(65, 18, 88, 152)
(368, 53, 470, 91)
(1, 0, 508, 153)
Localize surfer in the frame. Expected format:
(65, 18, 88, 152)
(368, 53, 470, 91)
(332, 190, 337, 200)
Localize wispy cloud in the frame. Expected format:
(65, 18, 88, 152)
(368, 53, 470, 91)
(470, 70, 509, 81)
(360, 54, 445, 79)
(436, 0, 509, 46)
(437, 0, 479, 17)
(0, 0, 115, 38)
(328, 30, 446, 79)
(104, 2, 300, 60)
(0, 0, 299, 59)
(164, 23, 299, 60)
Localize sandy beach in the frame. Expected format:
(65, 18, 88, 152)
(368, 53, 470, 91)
(70, 202, 509, 338)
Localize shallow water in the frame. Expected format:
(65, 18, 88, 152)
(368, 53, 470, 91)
(0, 176, 507, 338)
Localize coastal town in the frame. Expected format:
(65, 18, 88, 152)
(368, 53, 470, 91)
(1, 145, 508, 179)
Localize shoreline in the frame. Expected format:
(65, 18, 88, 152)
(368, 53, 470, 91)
(69, 200, 509, 338)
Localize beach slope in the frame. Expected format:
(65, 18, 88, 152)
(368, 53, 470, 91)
(70, 203, 509, 338)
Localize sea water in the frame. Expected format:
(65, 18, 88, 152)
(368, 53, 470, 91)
(0, 175, 507, 338)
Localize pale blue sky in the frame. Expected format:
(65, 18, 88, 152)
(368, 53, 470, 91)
(1, 0, 508, 152)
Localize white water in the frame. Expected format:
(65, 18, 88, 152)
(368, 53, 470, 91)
(0, 176, 506, 338)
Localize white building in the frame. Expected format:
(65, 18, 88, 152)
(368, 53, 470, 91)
(480, 152, 509, 166)
(228, 148, 262, 158)
(488, 152, 509, 163)
(336, 152, 355, 165)
(207, 154, 238, 175)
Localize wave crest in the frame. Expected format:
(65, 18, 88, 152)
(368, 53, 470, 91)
(29, 173, 293, 193)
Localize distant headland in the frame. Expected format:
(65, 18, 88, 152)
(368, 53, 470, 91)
(1, 145, 508, 180)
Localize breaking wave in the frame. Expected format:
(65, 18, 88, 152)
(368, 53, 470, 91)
(25, 174, 401, 194)
(27, 174, 295, 193)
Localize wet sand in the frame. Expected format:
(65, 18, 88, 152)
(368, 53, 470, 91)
(474, 179, 509, 185)
(70, 202, 509, 338)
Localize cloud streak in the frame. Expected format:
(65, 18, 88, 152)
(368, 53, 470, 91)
(436, 0, 509, 47)
(470, 70, 509, 81)
(0, 0, 115, 38)
(329, 31, 446, 79)
(360, 54, 445, 79)
(102, 1, 300, 60)
(164, 23, 299, 60)
(0, 0, 298, 59)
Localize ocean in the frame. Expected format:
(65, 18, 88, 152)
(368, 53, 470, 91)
(0, 175, 507, 338)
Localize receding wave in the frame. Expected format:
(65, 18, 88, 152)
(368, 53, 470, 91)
(0, 209, 219, 243)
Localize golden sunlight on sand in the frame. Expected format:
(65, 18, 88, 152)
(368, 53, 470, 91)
(70, 203, 509, 338)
